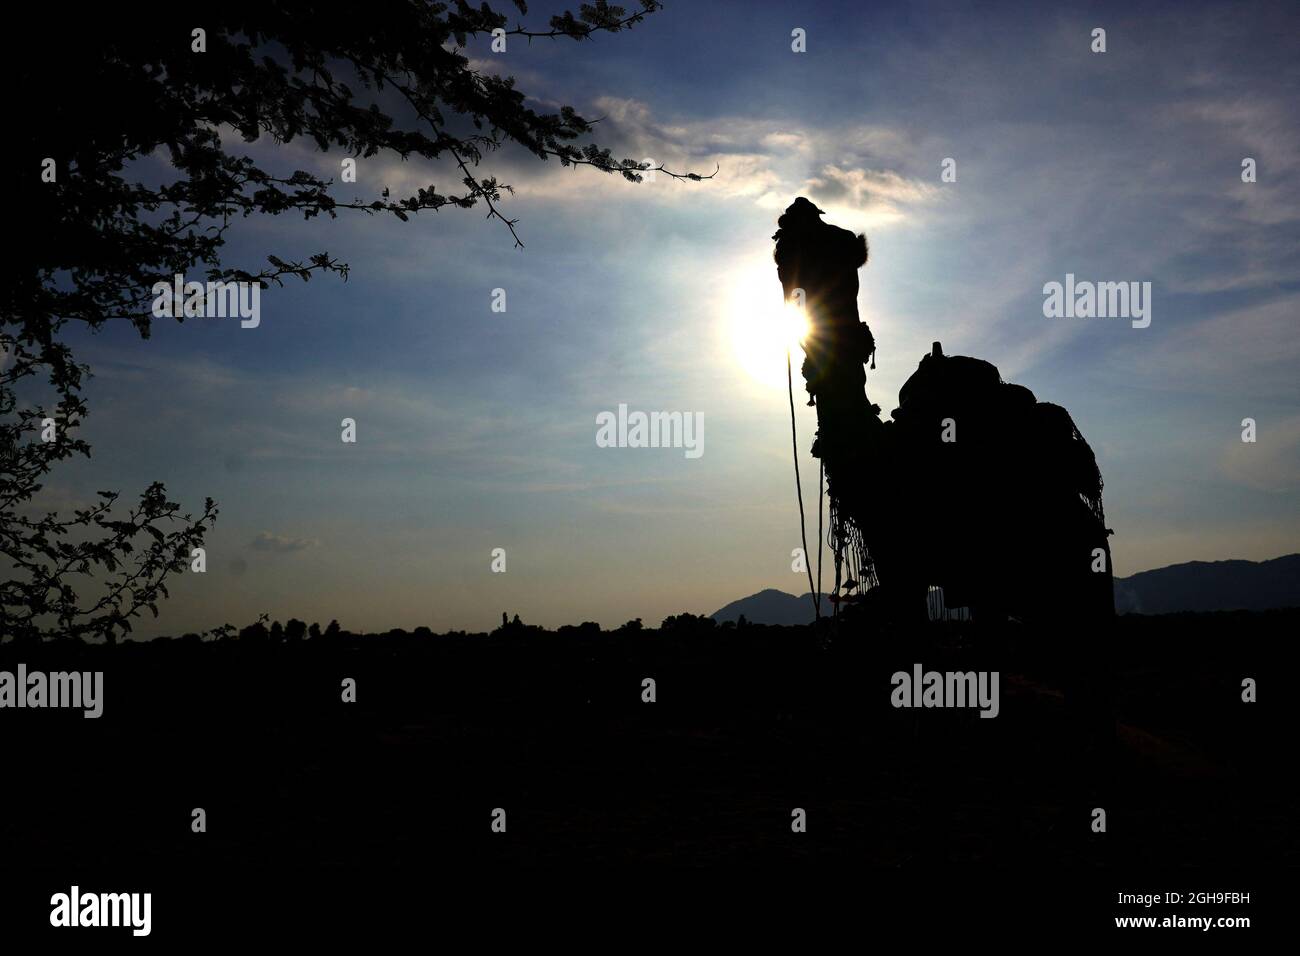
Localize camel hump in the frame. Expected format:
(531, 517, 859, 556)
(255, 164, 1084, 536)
(896, 349, 1002, 411)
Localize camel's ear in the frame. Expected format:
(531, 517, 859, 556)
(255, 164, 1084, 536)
(855, 233, 869, 267)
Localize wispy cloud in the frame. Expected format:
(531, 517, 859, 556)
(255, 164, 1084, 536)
(1220, 415, 1300, 492)
(249, 531, 320, 553)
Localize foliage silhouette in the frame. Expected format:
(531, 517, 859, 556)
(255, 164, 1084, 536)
(3, 1, 710, 641)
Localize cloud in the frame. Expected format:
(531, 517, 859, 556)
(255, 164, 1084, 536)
(801, 164, 940, 227)
(312, 93, 936, 225)
(1220, 415, 1300, 492)
(182, 86, 937, 249)
(249, 531, 320, 553)
(1102, 293, 1300, 399)
(463, 56, 546, 89)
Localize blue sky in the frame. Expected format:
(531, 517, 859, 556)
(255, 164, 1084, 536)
(44, 0, 1300, 636)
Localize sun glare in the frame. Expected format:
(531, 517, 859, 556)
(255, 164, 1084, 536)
(727, 271, 811, 388)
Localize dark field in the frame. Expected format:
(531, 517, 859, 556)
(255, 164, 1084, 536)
(2, 610, 1293, 934)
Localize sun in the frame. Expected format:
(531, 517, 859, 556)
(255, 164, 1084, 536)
(726, 268, 812, 388)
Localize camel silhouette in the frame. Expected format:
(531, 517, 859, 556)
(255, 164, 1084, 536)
(772, 197, 1115, 627)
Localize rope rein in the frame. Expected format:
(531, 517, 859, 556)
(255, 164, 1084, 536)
(787, 349, 821, 623)
(816, 457, 824, 620)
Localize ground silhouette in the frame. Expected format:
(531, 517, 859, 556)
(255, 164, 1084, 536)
(2, 610, 1291, 902)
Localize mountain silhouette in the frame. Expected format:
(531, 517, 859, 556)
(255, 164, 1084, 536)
(1113, 553, 1300, 614)
(711, 588, 831, 625)
(715, 554, 1300, 622)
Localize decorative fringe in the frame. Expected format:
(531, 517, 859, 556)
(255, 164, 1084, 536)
(1066, 414, 1107, 529)
(827, 499, 878, 610)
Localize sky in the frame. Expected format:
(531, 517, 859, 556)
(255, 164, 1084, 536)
(40, 0, 1300, 637)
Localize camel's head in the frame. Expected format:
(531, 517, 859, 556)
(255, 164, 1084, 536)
(771, 196, 826, 239)
(771, 198, 869, 334)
